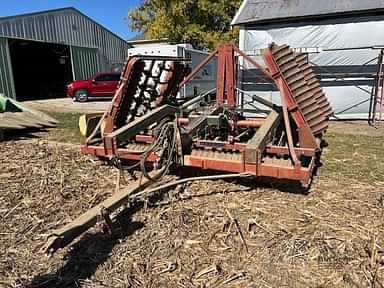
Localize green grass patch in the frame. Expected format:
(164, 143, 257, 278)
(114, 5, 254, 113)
(322, 132, 384, 183)
(46, 112, 84, 144)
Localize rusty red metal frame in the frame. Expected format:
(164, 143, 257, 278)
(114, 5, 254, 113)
(81, 43, 324, 186)
(262, 48, 317, 149)
(48, 44, 330, 255)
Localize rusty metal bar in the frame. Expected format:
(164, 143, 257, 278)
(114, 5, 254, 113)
(233, 119, 265, 128)
(45, 169, 164, 254)
(181, 88, 216, 109)
(265, 146, 316, 157)
(234, 46, 273, 80)
(179, 49, 218, 87)
(107, 105, 178, 142)
(46, 171, 251, 254)
(235, 88, 275, 109)
(244, 110, 280, 165)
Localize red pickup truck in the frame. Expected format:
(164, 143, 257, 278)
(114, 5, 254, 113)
(67, 72, 121, 102)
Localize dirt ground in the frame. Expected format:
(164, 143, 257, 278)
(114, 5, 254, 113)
(23, 98, 110, 114)
(0, 123, 384, 288)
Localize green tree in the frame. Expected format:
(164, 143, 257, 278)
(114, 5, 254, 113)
(127, 0, 242, 50)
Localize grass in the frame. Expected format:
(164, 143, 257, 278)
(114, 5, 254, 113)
(322, 132, 384, 184)
(45, 112, 84, 144)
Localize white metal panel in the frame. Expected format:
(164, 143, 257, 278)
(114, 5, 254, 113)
(243, 19, 384, 66)
(128, 45, 179, 57)
(239, 17, 384, 117)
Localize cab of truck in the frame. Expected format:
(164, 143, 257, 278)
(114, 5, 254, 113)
(67, 72, 120, 102)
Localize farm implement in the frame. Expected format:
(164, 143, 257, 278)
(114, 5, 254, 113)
(0, 94, 57, 139)
(45, 43, 332, 253)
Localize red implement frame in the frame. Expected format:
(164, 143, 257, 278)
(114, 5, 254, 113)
(81, 43, 331, 187)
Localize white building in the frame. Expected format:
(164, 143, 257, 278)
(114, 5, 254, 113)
(232, 0, 384, 118)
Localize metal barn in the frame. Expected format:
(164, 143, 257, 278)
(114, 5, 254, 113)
(0, 7, 129, 100)
(232, 0, 384, 119)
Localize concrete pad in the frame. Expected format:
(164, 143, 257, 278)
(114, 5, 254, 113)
(22, 97, 110, 114)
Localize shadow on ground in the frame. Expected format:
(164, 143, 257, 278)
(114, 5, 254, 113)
(1, 128, 49, 141)
(26, 207, 143, 288)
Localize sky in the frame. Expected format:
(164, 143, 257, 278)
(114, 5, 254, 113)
(0, 0, 141, 39)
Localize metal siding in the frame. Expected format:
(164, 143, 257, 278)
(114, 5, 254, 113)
(71, 45, 99, 80)
(0, 8, 129, 72)
(232, 0, 384, 25)
(240, 19, 384, 117)
(0, 38, 15, 98)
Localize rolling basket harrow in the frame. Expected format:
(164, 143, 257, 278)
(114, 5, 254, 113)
(45, 43, 332, 254)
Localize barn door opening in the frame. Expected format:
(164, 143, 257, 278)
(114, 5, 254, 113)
(9, 39, 72, 101)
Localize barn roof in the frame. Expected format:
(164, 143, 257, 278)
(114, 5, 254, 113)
(231, 0, 384, 26)
(0, 7, 127, 43)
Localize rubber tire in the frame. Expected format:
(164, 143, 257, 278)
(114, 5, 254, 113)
(75, 89, 88, 102)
